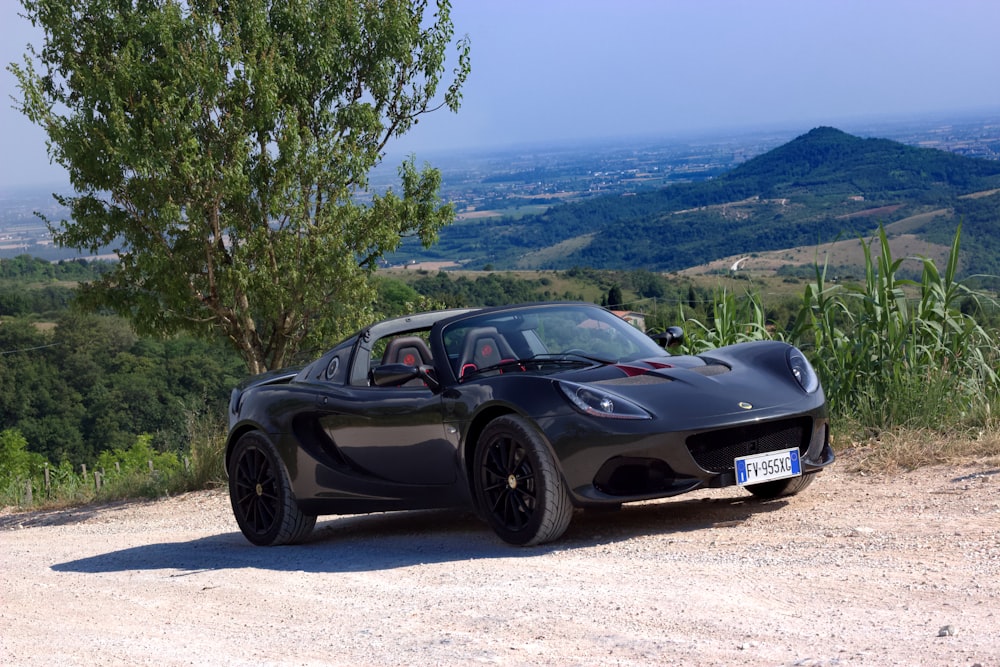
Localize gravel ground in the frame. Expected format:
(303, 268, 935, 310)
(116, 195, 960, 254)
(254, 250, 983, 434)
(1, 461, 999, 667)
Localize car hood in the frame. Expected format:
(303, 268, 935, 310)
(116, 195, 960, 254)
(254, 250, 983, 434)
(552, 343, 821, 422)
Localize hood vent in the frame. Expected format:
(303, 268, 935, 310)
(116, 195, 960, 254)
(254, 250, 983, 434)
(595, 375, 672, 386)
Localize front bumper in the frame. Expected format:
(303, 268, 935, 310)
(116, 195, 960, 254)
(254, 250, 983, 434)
(541, 403, 832, 506)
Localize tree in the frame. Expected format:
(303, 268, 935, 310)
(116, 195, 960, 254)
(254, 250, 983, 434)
(11, 0, 471, 374)
(607, 285, 623, 309)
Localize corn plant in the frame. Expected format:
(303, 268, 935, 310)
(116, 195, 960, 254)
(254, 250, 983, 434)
(789, 225, 999, 432)
(682, 288, 774, 352)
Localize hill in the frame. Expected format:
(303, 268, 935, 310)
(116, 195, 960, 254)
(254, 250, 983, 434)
(394, 127, 1000, 276)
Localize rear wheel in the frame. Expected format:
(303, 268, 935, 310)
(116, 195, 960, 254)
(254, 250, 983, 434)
(474, 415, 573, 546)
(745, 472, 816, 500)
(228, 432, 316, 546)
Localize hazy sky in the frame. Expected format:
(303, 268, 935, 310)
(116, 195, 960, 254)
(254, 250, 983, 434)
(3, 0, 1000, 188)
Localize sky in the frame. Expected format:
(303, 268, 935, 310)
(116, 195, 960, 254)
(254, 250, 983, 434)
(3, 0, 1000, 188)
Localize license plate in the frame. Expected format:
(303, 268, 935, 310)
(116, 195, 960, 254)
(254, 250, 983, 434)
(735, 448, 801, 486)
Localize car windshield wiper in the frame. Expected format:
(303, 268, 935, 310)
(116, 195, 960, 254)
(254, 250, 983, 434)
(531, 352, 617, 365)
(461, 356, 596, 380)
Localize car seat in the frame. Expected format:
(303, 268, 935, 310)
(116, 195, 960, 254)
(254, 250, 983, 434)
(458, 327, 517, 379)
(379, 336, 434, 387)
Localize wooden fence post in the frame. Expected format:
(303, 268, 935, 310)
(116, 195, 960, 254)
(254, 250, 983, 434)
(44, 462, 50, 497)
(24, 479, 32, 506)
(94, 470, 102, 492)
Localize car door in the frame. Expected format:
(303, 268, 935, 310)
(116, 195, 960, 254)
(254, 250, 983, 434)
(313, 378, 459, 487)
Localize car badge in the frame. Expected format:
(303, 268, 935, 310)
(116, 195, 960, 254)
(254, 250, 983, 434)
(738, 401, 753, 410)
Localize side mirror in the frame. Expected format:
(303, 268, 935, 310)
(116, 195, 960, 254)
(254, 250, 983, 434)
(650, 326, 684, 349)
(370, 363, 440, 389)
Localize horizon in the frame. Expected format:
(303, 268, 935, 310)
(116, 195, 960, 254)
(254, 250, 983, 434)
(3, 1, 1000, 188)
(3, 110, 1000, 197)
(5, 109, 999, 195)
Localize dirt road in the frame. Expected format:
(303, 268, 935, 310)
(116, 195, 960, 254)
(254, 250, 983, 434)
(2, 461, 998, 666)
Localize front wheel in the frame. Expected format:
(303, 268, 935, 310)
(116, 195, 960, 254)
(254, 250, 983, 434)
(474, 415, 573, 546)
(745, 472, 816, 500)
(228, 432, 316, 546)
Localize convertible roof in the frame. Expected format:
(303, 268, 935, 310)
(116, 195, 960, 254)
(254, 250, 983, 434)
(364, 307, 480, 338)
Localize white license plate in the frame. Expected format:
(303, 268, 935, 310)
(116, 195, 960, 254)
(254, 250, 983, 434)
(735, 448, 801, 486)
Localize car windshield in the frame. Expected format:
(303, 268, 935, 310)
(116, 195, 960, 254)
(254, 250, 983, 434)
(441, 303, 667, 380)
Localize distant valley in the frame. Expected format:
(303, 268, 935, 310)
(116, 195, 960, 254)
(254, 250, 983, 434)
(390, 125, 1000, 280)
(3, 113, 1000, 280)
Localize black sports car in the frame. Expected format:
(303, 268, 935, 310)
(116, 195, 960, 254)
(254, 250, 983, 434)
(226, 302, 833, 546)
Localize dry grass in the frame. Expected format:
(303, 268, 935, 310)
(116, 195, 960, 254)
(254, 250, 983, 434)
(680, 233, 952, 277)
(515, 233, 596, 269)
(837, 426, 1000, 473)
(834, 204, 904, 219)
(390, 261, 460, 271)
(680, 208, 958, 278)
(958, 188, 1000, 200)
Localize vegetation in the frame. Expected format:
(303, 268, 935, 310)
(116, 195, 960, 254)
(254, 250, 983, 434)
(0, 256, 111, 317)
(1, 420, 226, 509)
(928, 194, 1000, 284)
(3, 225, 998, 509)
(788, 226, 997, 432)
(0, 253, 243, 507)
(0, 311, 244, 463)
(11, 0, 470, 374)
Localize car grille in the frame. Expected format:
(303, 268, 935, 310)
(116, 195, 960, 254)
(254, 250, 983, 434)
(686, 417, 811, 473)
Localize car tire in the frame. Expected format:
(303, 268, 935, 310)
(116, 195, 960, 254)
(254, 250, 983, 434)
(745, 472, 816, 500)
(474, 415, 573, 546)
(228, 432, 316, 546)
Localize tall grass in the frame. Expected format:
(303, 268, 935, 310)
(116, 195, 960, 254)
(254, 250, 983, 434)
(685, 225, 1000, 441)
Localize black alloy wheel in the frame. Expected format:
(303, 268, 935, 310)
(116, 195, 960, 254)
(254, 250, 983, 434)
(474, 415, 573, 546)
(228, 432, 316, 546)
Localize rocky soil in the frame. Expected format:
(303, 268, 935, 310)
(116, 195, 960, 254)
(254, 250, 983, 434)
(2, 460, 998, 666)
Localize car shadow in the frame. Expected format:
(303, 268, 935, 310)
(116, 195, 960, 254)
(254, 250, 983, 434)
(50, 493, 788, 575)
(562, 493, 789, 545)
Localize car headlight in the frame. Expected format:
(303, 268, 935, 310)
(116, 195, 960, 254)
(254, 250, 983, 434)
(557, 382, 651, 420)
(787, 348, 820, 393)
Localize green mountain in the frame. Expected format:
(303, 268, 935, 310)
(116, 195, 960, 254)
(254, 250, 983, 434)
(404, 127, 1000, 276)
